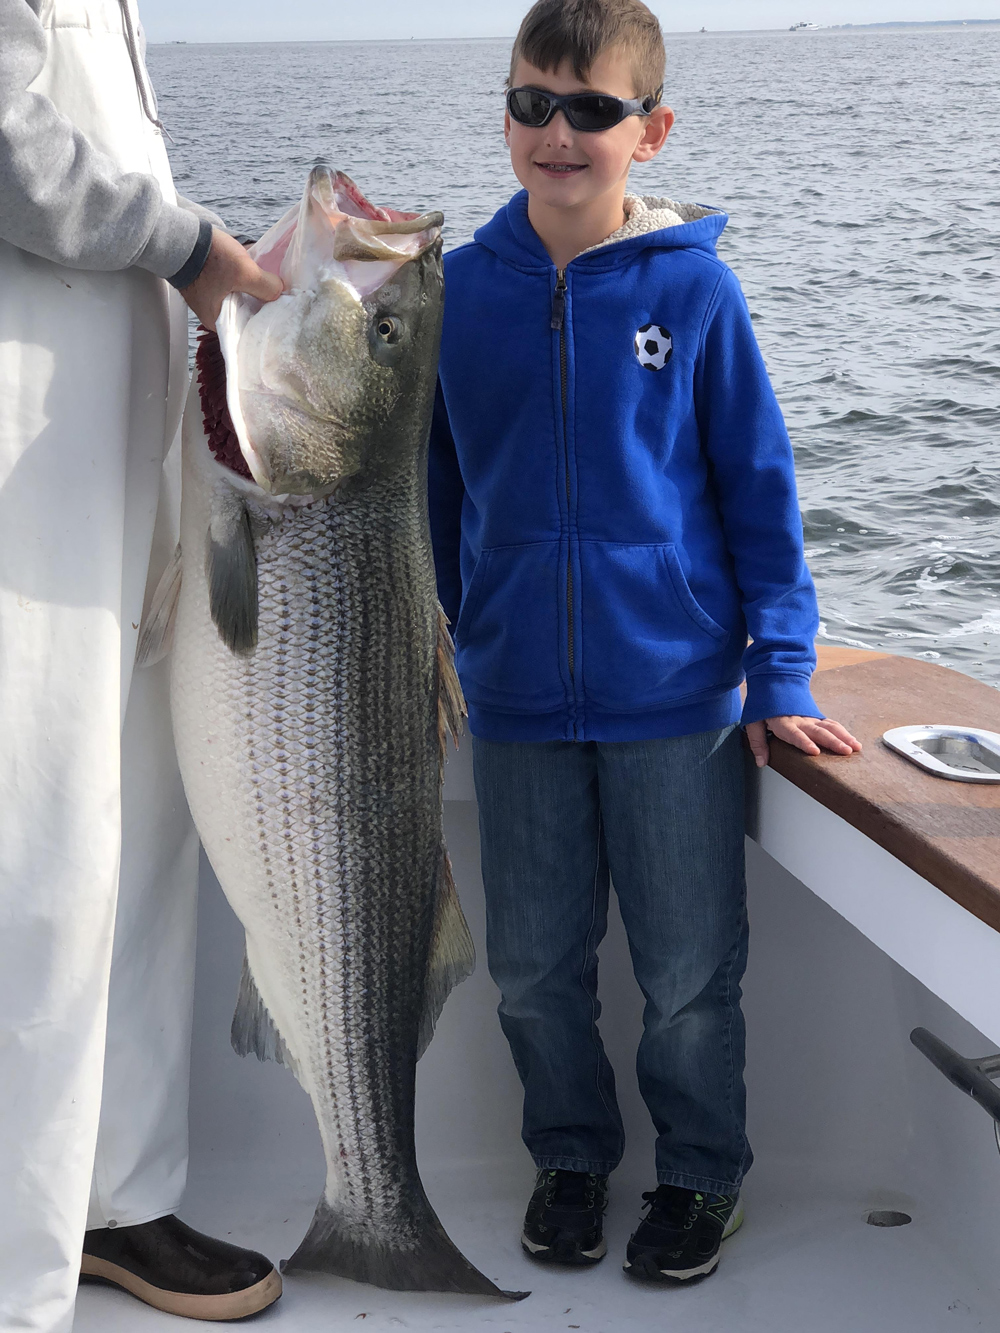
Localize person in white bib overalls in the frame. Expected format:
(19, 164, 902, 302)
(0, 1, 285, 1327)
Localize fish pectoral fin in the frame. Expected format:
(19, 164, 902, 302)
(437, 606, 466, 760)
(231, 949, 300, 1078)
(417, 849, 476, 1060)
(136, 543, 183, 668)
(206, 485, 258, 656)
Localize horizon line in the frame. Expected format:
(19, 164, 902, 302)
(149, 18, 1000, 46)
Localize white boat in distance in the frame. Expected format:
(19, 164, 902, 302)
(790, 20, 821, 30)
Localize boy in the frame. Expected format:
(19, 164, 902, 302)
(429, 0, 860, 1285)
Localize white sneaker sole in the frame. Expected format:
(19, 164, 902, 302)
(623, 1195, 745, 1282)
(522, 1232, 608, 1261)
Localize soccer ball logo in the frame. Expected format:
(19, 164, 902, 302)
(635, 324, 673, 371)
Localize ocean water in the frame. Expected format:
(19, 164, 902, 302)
(149, 28, 1000, 686)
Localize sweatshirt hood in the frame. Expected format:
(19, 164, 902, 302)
(472, 190, 728, 272)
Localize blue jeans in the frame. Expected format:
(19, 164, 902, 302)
(472, 728, 751, 1194)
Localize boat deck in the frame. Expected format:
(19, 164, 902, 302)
(76, 647, 1000, 1331)
(76, 1160, 994, 1331)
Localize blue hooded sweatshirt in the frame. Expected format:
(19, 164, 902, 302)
(428, 189, 822, 743)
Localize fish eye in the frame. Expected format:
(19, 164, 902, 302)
(376, 316, 401, 343)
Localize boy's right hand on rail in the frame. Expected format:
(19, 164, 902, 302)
(179, 227, 284, 332)
(745, 716, 862, 769)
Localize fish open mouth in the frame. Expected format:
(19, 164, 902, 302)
(332, 171, 422, 226)
(248, 165, 443, 297)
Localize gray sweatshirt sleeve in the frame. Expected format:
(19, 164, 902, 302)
(176, 195, 227, 231)
(0, 0, 204, 279)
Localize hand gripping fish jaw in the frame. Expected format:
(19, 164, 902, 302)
(217, 165, 444, 499)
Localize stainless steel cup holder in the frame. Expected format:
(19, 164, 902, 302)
(882, 725, 1000, 783)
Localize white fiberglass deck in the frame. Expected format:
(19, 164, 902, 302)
(76, 750, 1000, 1332)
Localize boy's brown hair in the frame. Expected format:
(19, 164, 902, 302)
(509, 0, 666, 103)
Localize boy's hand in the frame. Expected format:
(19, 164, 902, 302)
(179, 227, 284, 331)
(745, 716, 862, 769)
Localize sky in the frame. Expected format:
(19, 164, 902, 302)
(142, 0, 1000, 44)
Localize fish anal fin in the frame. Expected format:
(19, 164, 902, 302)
(231, 949, 299, 1078)
(417, 849, 475, 1060)
(136, 543, 182, 668)
(207, 484, 258, 657)
(437, 606, 466, 763)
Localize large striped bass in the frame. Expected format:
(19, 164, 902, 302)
(140, 166, 520, 1300)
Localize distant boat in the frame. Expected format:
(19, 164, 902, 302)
(789, 21, 820, 30)
(700, 26, 707, 33)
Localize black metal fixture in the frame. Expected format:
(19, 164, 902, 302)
(910, 1027, 1000, 1150)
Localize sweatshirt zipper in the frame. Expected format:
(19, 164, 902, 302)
(551, 269, 576, 726)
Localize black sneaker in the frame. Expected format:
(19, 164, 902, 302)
(521, 1168, 610, 1265)
(624, 1185, 743, 1283)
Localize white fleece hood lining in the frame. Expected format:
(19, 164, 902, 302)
(580, 194, 721, 256)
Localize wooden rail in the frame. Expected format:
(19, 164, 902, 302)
(764, 647, 1000, 935)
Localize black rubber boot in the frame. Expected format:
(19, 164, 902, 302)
(80, 1214, 282, 1321)
(521, 1168, 609, 1266)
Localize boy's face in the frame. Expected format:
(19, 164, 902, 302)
(505, 48, 674, 214)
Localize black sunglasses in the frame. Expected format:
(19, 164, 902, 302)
(506, 85, 660, 133)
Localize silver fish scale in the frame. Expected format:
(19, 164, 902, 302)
(175, 463, 442, 1246)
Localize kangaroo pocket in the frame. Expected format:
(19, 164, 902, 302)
(580, 541, 730, 711)
(455, 541, 567, 711)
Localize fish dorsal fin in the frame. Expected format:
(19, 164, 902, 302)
(231, 948, 301, 1079)
(136, 543, 182, 668)
(418, 849, 476, 1060)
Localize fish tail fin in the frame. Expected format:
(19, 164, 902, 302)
(282, 1197, 527, 1301)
